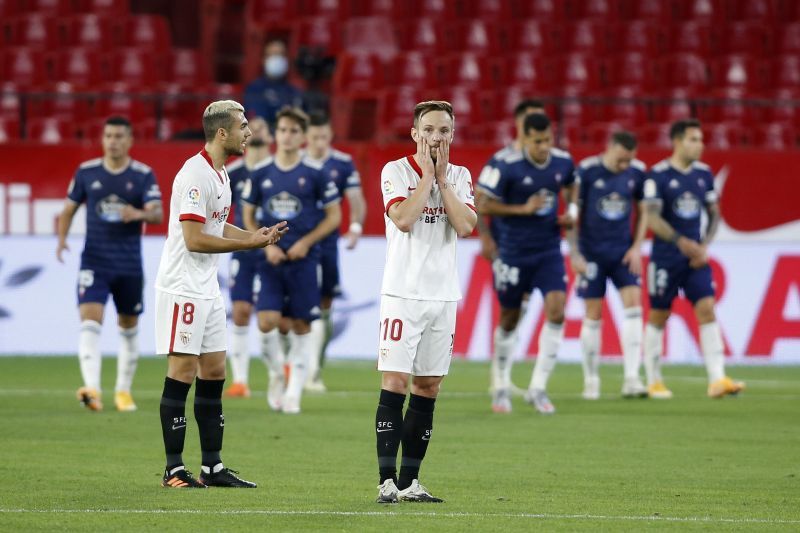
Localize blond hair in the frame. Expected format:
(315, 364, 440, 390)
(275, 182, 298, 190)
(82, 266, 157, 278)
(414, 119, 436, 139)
(202, 100, 245, 141)
(413, 100, 454, 128)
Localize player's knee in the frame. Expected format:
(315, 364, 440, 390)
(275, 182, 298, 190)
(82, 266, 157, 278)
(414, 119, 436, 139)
(411, 378, 441, 398)
(546, 308, 565, 324)
(499, 308, 520, 331)
(117, 314, 138, 329)
(649, 310, 670, 328)
(292, 320, 311, 335)
(381, 372, 408, 393)
(694, 298, 716, 324)
(231, 303, 252, 326)
(257, 315, 279, 332)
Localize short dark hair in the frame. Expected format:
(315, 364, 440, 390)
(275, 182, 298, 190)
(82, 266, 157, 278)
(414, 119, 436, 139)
(610, 131, 638, 151)
(413, 100, 454, 128)
(669, 118, 702, 140)
(104, 116, 131, 130)
(523, 112, 550, 134)
(308, 110, 330, 127)
(514, 99, 545, 118)
(276, 106, 310, 132)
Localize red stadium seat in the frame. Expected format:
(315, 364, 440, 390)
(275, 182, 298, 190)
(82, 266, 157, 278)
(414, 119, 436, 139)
(502, 52, 551, 90)
(656, 54, 709, 89)
(709, 55, 765, 91)
(727, 0, 775, 20)
(436, 53, 497, 90)
(81, 117, 158, 141)
(303, 0, 352, 17)
(697, 87, 759, 125)
(50, 48, 105, 87)
(677, 0, 724, 22)
(63, 14, 119, 49)
(763, 88, 798, 125)
(448, 20, 501, 55)
(587, 121, 634, 145)
(354, 0, 410, 18)
(94, 83, 156, 121)
(385, 52, 435, 89)
(568, 0, 621, 19)
(156, 116, 194, 140)
(619, 0, 669, 20)
(485, 120, 516, 147)
(599, 87, 648, 125)
(124, 15, 171, 50)
(0, 0, 23, 17)
(466, 0, 515, 20)
(27, 117, 78, 143)
(342, 17, 397, 57)
(770, 55, 800, 89)
(164, 48, 211, 87)
(517, 0, 567, 21)
(160, 82, 201, 123)
(0, 48, 47, 88)
(27, 0, 76, 15)
(652, 88, 697, 122)
(608, 21, 663, 56)
(0, 81, 21, 118)
(558, 119, 586, 149)
(377, 87, 423, 141)
(494, 85, 557, 118)
(249, 0, 300, 23)
(558, 87, 599, 124)
(7, 15, 60, 48)
(665, 22, 713, 55)
(439, 87, 488, 140)
(78, 0, 129, 16)
(29, 81, 91, 120)
(409, 0, 459, 19)
(640, 122, 675, 149)
(0, 115, 20, 142)
(333, 52, 385, 95)
(107, 48, 163, 88)
(704, 122, 747, 150)
(548, 54, 602, 94)
(715, 22, 772, 57)
(506, 19, 559, 54)
(563, 21, 609, 54)
(395, 18, 445, 54)
(291, 17, 342, 55)
(777, 23, 800, 54)
(755, 122, 796, 149)
(604, 52, 658, 90)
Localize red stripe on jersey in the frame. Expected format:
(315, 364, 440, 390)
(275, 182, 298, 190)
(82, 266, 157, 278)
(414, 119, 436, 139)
(200, 148, 225, 185)
(466, 203, 477, 212)
(406, 155, 423, 178)
(169, 303, 179, 353)
(385, 196, 407, 215)
(179, 213, 206, 223)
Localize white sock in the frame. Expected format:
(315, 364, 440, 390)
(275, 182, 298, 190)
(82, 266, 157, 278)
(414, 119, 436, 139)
(279, 331, 291, 356)
(115, 326, 139, 393)
(621, 307, 643, 381)
(229, 324, 250, 384)
(285, 331, 311, 400)
(530, 321, 563, 392)
(79, 320, 102, 391)
(580, 318, 601, 382)
(493, 326, 517, 390)
(260, 329, 285, 376)
(643, 323, 664, 386)
(700, 322, 726, 383)
(306, 319, 325, 383)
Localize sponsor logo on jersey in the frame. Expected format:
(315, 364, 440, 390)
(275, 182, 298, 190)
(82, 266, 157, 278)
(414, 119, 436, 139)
(329, 169, 339, 179)
(673, 191, 701, 219)
(596, 192, 629, 221)
(698, 178, 706, 188)
(261, 179, 273, 189)
(267, 191, 302, 219)
(91, 180, 102, 190)
(669, 179, 680, 188)
(211, 206, 230, 224)
(126, 182, 133, 191)
(383, 180, 394, 195)
(187, 186, 201, 208)
(534, 189, 556, 216)
(298, 177, 306, 187)
(523, 176, 533, 185)
(179, 331, 192, 345)
(594, 179, 605, 188)
(95, 194, 128, 222)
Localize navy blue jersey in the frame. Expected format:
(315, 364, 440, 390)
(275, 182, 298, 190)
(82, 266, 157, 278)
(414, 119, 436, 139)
(67, 158, 161, 275)
(227, 155, 271, 229)
(644, 159, 717, 263)
(304, 148, 361, 253)
(477, 144, 516, 240)
(477, 147, 575, 262)
(576, 155, 647, 259)
(242, 157, 340, 258)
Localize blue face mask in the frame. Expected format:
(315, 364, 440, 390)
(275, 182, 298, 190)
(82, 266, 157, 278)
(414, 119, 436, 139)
(264, 55, 288, 78)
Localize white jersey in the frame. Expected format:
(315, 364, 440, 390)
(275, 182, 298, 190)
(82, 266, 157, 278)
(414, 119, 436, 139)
(380, 156, 475, 301)
(155, 150, 232, 299)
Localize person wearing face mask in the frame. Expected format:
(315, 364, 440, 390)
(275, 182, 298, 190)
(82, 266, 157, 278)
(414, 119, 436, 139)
(244, 39, 305, 123)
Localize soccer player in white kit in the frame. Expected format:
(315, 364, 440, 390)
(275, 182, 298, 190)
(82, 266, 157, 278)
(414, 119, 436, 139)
(374, 101, 477, 504)
(154, 100, 287, 489)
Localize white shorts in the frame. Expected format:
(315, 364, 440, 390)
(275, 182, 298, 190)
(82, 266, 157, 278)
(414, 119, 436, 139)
(377, 295, 456, 376)
(155, 291, 227, 356)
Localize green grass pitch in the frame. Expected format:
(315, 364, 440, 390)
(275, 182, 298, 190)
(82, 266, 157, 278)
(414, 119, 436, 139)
(0, 356, 798, 531)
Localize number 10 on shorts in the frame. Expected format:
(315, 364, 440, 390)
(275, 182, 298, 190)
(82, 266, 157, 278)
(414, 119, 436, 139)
(381, 318, 403, 341)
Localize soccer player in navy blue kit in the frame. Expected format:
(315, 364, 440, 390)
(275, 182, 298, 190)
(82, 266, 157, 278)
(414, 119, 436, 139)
(569, 132, 649, 400)
(302, 111, 366, 392)
(476, 99, 546, 400)
(224, 117, 273, 398)
(477, 113, 577, 414)
(242, 106, 342, 414)
(56, 116, 163, 413)
(643, 119, 744, 399)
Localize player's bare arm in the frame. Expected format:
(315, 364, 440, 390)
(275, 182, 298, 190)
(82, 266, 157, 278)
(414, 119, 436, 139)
(435, 140, 477, 237)
(287, 202, 342, 260)
(477, 191, 545, 217)
(343, 187, 366, 249)
(622, 201, 648, 275)
(120, 200, 164, 224)
(702, 201, 720, 246)
(241, 201, 259, 232)
(565, 201, 587, 275)
(645, 200, 702, 260)
(182, 218, 287, 253)
(388, 138, 436, 232)
(55, 199, 80, 263)
(557, 183, 578, 228)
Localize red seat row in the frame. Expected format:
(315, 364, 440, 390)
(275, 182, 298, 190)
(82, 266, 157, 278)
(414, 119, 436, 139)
(0, 0, 129, 17)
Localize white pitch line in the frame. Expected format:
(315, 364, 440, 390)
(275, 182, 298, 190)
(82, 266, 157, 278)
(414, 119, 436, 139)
(0, 509, 798, 524)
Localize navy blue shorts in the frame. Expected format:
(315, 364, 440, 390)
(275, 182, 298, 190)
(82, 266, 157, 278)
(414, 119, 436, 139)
(77, 268, 143, 315)
(493, 250, 567, 309)
(647, 257, 715, 309)
(577, 253, 641, 299)
(255, 256, 321, 322)
(319, 245, 341, 299)
(229, 250, 260, 303)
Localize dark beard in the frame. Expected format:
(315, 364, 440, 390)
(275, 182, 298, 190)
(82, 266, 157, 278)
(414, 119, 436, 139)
(248, 139, 266, 148)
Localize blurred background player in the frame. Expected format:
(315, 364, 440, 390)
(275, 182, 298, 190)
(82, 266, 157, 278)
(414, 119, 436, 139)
(56, 116, 163, 413)
(242, 106, 341, 414)
(643, 119, 745, 399)
(569, 131, 649, 400)
(155, 100, 287, 489)
(375, 101, 476, 504)
(224, 117, 273, 398)
(477, 113, 577, 415)
(302, 111, 367, 392)
(244, 38, 305, 124)
(476, 99, 546, 396)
